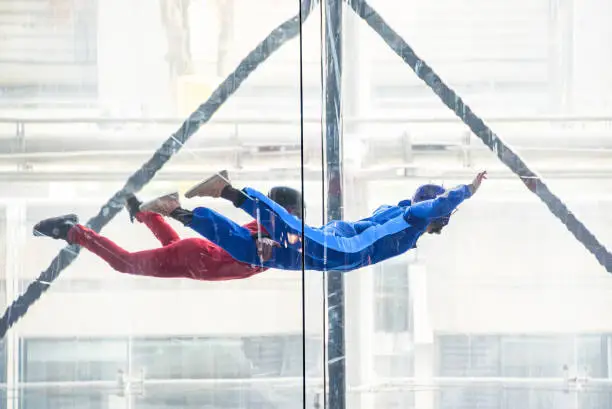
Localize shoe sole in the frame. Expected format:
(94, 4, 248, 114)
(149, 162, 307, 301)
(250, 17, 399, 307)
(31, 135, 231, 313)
(33, 214, 79, 237)
(139, 193, 180, 214)
(185, 170, 230, 199)
(32, 227, 46, 237)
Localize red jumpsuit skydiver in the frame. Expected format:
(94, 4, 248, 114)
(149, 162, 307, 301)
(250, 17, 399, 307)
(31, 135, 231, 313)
(66, 211, 267, 281)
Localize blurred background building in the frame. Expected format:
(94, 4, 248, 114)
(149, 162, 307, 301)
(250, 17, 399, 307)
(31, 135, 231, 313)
(1, 0, 612, 408)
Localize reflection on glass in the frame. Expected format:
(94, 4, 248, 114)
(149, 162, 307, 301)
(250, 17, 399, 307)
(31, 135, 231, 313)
(1, 0, 612, 408)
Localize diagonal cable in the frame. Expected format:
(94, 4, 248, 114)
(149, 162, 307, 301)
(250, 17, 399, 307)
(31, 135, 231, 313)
(347, 0, 612, 273)
(0, 0, 319, 340)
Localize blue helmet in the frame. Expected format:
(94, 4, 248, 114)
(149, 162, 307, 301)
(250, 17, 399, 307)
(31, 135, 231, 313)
(412, 184, 445, 203)
(412, 184, 450, 233)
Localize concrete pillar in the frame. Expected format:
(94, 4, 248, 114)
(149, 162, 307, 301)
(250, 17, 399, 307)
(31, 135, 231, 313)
(410, 264, 434, 409)
(344, 176, 375, 409)
(343, 10, 372, 407)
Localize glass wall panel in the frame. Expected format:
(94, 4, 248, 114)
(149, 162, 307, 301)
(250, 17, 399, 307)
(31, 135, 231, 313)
(2, 0, 612, 408)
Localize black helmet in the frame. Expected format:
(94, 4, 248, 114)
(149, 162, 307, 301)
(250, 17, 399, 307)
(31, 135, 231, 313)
(268, 186, 304, 219)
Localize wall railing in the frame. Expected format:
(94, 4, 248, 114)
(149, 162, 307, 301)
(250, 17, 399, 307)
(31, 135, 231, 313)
(1, 114, 612, 147)
(1, 115, 612, 183)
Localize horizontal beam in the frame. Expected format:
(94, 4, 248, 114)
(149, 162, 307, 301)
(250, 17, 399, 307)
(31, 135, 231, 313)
(0, 377, 324, 391)
(2, 146, 611, 165)
(2, 124, 611, 158)
(352, 376, 610, 393)
(0, 166, 611, 183)
(3, 375, 612, 392)
(3, 115, 612, 124)
(3, 141, 612, 157)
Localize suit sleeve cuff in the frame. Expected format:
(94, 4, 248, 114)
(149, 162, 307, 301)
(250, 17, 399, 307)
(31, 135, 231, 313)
(464, 184, 474, 198)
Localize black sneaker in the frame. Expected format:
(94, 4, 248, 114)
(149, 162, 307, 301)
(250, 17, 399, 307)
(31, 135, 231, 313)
(125, 193, 143, 223)
(33, 214, 79, 240)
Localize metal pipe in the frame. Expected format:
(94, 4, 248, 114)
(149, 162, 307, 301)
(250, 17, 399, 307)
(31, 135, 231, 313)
(323, 1, 346, 409)
(2, 115, 612, 124)
(0, 166, 611, 183)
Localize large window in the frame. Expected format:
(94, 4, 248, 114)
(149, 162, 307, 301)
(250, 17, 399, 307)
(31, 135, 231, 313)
(21, 338, 128, 382)
(132, 337, 250, 380)
(20, 390, 107, 409)
(500, 335, 605, 377)
(436, 334, 612, 409)
(18, 334, 321, 408)
(71, 0, 99, 64)
(134, 386, 307, 409)
(46, 0, 98, 64)
(132, 334, 322, 380)
(20, 334, 321, 383)
(374, 262, 411, 333)
(19, 338, 123, 409)
(437, 335, 501, 377)
(500, 335, 608, 409)
(0, 0, 98, 100)
(501, 335, 573, 377)
(437, 334, 607, 378)
(242, 335, 322, 377)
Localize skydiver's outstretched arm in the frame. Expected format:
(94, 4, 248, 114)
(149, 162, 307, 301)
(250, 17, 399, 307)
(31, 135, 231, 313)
(407, 171, 486, 221)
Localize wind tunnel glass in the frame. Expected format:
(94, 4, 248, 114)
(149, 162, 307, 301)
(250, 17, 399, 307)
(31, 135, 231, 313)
(3, 1, 612, 409)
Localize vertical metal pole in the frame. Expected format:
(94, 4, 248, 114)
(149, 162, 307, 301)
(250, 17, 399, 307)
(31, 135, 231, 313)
(323, 1, 345, 409)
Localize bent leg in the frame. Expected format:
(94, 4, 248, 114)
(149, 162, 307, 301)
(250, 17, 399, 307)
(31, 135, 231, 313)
(135, 211, 180, 246)
(186, 207, 261, 266)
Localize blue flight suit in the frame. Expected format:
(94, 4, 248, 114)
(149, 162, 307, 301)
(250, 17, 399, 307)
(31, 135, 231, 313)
(187, 184, 472, 272)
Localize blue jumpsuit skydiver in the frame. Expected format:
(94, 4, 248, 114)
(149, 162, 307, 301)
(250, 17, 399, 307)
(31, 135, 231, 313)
(186, 184, 473, 272)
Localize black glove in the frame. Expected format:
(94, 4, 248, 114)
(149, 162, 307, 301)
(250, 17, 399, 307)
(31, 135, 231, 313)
(125, 194, 143, 223)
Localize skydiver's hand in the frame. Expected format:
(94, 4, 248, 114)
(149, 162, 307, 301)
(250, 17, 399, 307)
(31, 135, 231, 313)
(469, 170, 487, 195)
(256, 237, 281, 262)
